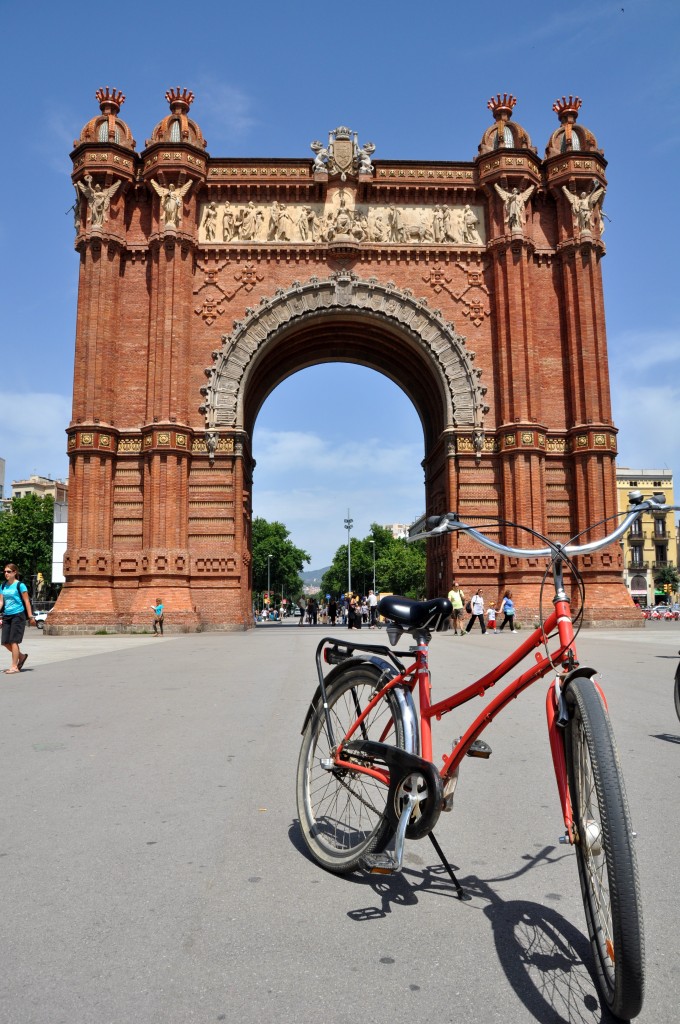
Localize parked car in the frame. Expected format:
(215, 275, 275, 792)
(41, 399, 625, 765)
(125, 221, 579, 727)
(34, 610, 49, 629)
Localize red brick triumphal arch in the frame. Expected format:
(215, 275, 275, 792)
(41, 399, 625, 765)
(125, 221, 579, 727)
(50, 88, 637, 632)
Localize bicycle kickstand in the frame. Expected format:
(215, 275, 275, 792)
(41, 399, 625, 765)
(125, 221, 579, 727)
(428, 832, 471, 901)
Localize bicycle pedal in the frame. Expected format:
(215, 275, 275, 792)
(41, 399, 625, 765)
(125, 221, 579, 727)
(363, 852, 399, 875)
(466, 739, 492, 759)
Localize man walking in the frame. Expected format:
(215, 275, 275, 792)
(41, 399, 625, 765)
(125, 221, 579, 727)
(367, 589, 378, 629)
(447, 580, 465, 635)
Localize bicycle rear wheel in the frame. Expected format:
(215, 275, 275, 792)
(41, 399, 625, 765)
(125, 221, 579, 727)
(564, 676, 645, 1019)
(674, 658, 680, 722)
(296, 664, 407, 873)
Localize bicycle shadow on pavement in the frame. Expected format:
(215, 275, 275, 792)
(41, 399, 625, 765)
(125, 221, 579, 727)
(340, 844, 621, 1024)
(650, 732, 680, 744)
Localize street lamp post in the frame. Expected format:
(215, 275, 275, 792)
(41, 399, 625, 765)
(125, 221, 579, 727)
(344, 509, 353, 594)
(370, 539, 376, 593)
(267, 554, 273, 605)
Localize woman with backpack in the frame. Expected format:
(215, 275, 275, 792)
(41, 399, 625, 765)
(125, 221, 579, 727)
(499, 590, 517, 632)
(464, 588, 486, 634)
(1, 563, 36, 673)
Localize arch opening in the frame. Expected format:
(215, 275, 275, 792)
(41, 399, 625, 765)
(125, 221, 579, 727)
(252, 362, 426, 573)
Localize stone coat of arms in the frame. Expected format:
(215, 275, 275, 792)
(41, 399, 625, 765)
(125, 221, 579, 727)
(311, 126, 375, 180)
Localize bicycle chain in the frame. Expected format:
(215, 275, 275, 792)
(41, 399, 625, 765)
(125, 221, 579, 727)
(331, 763, 386, 819)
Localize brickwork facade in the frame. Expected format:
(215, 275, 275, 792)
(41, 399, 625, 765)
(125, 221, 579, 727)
(48, 89, 639, 632)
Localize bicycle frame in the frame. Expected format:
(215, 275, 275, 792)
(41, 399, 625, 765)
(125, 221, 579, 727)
(323, 495, 680, 846)
(326, 576, 601, 845)
(300, 498, 675, 1020)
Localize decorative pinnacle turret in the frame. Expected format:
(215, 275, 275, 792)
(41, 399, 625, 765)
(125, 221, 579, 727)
(487, 94, 517, 121)
(96, 87, 125, 115)
(166, 88, 195, 114)
(553, 96, 582, 122)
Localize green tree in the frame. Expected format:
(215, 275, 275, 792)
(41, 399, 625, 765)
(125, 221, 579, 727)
(251, 517, 310, 605)
(653, 562, 680, 600)
(0, 493, 55, 588)
(321, 523, 426, 599)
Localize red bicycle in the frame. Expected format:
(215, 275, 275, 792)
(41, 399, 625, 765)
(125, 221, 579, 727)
(296, 492, 675, 1020)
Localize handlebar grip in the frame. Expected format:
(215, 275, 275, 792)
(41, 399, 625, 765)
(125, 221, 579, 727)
(426, 512, 460, 532)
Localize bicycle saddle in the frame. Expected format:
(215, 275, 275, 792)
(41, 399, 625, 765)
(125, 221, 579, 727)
(378, 595, 452, 632)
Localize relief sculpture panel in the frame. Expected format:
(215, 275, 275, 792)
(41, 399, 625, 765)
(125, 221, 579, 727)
(198, 191, 486, 247)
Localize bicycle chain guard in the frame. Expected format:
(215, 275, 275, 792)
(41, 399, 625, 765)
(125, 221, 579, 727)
(341, 739, 444, 839)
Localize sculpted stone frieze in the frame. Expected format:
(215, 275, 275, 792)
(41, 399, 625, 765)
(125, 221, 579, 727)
(198, 192, 486, 247)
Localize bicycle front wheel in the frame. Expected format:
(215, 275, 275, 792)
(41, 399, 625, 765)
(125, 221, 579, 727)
(564, 676, 645, 1019)
(296, 664, 407, 874)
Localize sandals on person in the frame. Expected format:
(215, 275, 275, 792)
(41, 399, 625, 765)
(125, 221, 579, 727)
(4, 666, 20, 674)
(18, 653, 28, 671)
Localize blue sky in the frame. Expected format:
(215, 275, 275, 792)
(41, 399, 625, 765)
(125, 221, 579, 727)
(1, 0, 678, 568)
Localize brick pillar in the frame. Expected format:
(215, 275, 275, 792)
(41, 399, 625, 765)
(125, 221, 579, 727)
(121, 228, 199, 629)
(424, 436, 455, 597)
(488, 234, 548, 608)
(49, 233, 123, 630)
(235, 440, 253, 625)
(557, 236, 626, 612)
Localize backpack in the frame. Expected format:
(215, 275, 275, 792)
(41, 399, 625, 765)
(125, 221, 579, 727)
(465, 600, 472, 614)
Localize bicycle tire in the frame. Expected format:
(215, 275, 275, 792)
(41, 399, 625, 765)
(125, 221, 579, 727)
(296, 663, 407, 873)
(564, 676, 645, 1019)
(674, 658, 680, 722)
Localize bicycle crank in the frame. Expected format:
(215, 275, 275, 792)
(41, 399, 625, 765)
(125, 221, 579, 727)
(363, 785, 419, 875)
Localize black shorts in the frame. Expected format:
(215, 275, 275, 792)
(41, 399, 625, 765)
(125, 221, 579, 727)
(2, 613, 27, 645)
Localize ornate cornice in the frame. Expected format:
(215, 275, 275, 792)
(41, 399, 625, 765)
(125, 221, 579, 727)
(66, 426, 240, 458)
(446, 426, 617, 458)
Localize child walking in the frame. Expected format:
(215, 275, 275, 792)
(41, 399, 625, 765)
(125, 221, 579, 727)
(151, 598, 164, 635)
(486, 602, 498, 633)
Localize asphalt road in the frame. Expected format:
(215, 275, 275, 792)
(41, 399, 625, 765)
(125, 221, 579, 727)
(1, 621, 678, 1024)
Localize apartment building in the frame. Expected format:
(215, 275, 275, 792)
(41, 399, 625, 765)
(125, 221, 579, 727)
(616, 468, 677, 607)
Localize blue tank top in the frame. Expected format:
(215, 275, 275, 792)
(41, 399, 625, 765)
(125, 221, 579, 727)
(2, 581, 27, 616)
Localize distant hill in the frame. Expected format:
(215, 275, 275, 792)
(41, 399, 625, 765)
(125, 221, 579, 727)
(301, 567, 330, 588)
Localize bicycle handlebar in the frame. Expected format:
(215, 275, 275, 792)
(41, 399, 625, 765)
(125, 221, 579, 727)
(410, 495, 680, 560)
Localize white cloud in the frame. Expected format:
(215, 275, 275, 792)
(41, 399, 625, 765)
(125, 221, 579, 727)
(254, 427, 423, 480)
(609, 327, 680, 374)
(483, 4, 610, 56)
(609, 326, 680, 523)
(613, 383, 680, 470)
(194, 76, 256, 144)
(37, 106, 82, 176)
(0, 392, 71, 491)
(252, 428, 425, 566)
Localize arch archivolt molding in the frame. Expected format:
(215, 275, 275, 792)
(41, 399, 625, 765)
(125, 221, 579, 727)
(200, 271, 489, 434)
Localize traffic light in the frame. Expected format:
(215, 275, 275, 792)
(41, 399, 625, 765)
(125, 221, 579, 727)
(664, 583, 672, 593)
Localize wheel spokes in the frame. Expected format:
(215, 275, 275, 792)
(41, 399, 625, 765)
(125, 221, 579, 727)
(307, 684, 391, 852)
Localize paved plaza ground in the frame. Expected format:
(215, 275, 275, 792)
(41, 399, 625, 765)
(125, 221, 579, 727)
(1, 621, 679, 1023)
